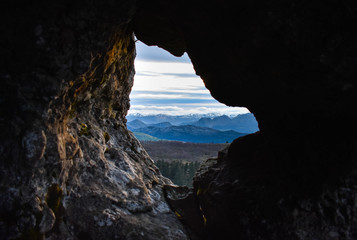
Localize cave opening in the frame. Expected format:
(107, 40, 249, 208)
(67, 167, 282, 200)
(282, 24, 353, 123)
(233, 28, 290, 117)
(2, 1, 357, 239)
(127, 40, 259, 186)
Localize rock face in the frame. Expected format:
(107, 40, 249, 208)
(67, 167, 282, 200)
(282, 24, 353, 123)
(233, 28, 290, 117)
(193, 135, 357, 239)
(1, 0, 357, 239)
(0, 1, 188, 239)
(133, 0, 357, 239)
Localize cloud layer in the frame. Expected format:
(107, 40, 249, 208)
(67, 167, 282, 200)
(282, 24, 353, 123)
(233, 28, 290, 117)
(129, 41, 249, 116)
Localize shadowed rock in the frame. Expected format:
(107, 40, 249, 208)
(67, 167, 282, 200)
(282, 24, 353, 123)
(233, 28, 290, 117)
(0, 1, 188, 239)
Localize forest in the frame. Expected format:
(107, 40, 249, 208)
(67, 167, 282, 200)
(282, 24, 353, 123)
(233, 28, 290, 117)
(141, 141, 228, 162)
(141, 141, 228, 186)
(156, 160, 201, 187)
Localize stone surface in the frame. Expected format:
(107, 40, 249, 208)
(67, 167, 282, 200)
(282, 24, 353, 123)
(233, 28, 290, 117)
(193, 136, 357, 239)
(164, 185, 205, 240)
(133, 0, 357, 239)
(0, 1, 188, 239)
(39, 205, 56, 234)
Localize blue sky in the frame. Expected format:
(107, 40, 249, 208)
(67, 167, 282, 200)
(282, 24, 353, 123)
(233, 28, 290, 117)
(128, 41, 249, 116)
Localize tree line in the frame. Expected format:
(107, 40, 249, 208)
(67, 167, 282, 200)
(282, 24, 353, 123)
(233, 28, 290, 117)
(156, 160, 201, 187)
(141, 141, 228, 162)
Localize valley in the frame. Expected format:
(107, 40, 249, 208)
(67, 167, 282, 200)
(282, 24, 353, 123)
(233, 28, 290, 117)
(127, 113, 258, 186)
(127, 113, 259, 143)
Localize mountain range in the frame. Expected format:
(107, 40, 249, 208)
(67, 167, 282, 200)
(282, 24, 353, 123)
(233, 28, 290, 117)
(132, 125, 245, 143)
(126, 114, 259, 143)
(190, 114, 259, 133)
(127, 113, 259, 133)
(126, 113, 218, 125)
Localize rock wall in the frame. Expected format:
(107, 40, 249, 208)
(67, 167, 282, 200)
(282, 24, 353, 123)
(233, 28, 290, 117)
(0, 1, 188, 239)
(1, 0, 357, 239)
(134, 0, 357, 239)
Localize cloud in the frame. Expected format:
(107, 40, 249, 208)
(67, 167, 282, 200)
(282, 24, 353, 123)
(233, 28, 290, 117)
(129, 105, 184, 111)
(131, 40, 251, 116)
(134, 60, 197, 76)
(128, 105, 185, 115)
(135, 71, 198, 79)
(160, 72, 198, 78)
(164, 85, 208, 92)
(128, 104, 250, 116)
(130, 98, 218, 105)
(135, 72, 159, 77)
(130, 90, 212, 99)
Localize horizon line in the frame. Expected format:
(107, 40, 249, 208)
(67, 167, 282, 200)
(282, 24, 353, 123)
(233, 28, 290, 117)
(126, 112, 252, 116)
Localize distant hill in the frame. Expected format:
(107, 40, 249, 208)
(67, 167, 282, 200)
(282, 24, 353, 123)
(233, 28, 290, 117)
(127, 119, 147, 130)
(132, 132, 162, 141)
(126, 113, 259, 133)
(150, 122, 172, 128)
(190, 113, 259, 133)
(126, 113, 217, 125)
(134, 125, 246, 143)
(127, 120, 172, 130)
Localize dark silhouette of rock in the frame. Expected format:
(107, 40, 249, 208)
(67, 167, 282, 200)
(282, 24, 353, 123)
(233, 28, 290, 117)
(164, 185, 205, 240)
(133, 0, 357, 239)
